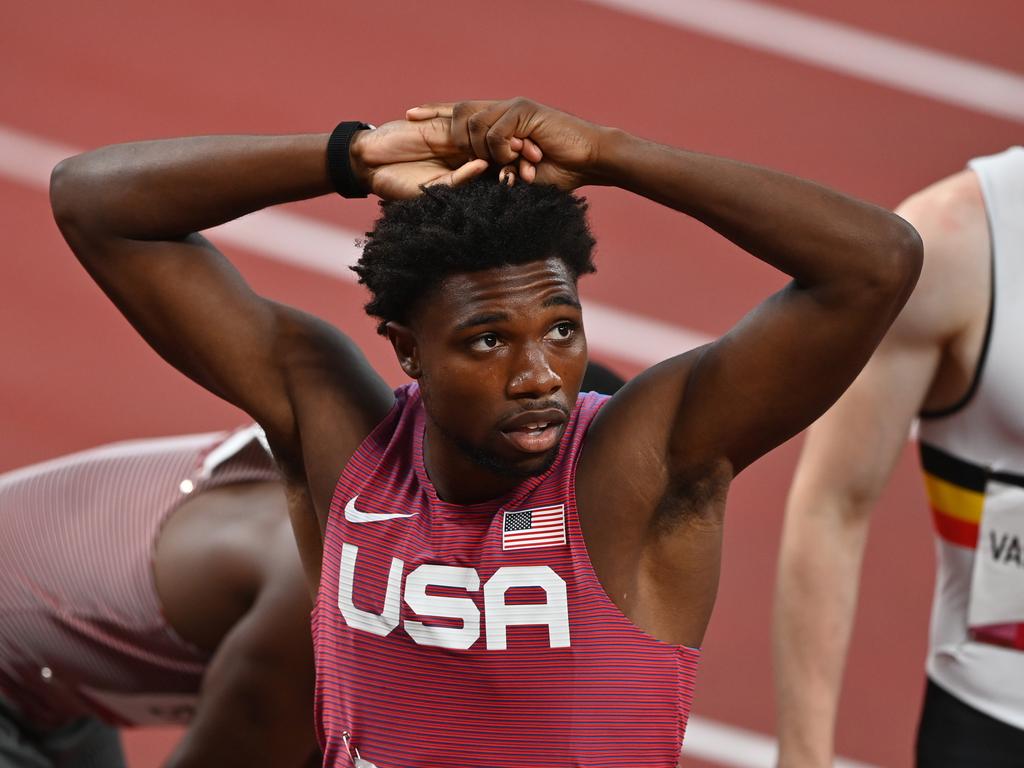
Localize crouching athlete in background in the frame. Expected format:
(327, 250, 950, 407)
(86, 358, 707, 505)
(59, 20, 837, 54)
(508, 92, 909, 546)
(0, 425, 317, 768)
(49, 98, 922, 766)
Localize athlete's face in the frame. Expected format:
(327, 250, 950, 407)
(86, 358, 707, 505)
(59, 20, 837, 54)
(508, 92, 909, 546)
(391, 258, 587, 499)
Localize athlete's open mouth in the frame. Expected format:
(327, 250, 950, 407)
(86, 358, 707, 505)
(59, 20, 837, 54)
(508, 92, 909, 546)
(499, 409, 567, 454)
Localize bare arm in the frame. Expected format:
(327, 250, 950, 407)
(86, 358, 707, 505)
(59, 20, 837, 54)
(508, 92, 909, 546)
(164, 557, 317, 768)
(588, 132, 922, 479)
(414, 98, 922, 482)
(773, 167, 989, 767)
(407, 98, 923, 646)
(49, 123, 484, 502)
(588, 131, 923, 648)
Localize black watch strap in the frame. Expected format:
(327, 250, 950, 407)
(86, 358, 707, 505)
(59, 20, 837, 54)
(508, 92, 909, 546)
(327, 121, 373, 198)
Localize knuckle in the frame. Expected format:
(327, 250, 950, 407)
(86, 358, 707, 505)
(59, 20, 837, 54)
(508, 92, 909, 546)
(486, 130, 510, 157)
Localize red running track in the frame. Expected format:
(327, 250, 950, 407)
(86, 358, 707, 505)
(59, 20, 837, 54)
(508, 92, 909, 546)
(0, 1, 1021, 765)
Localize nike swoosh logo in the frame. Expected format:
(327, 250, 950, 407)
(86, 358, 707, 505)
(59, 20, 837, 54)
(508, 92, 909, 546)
(344, 496, 418, 523)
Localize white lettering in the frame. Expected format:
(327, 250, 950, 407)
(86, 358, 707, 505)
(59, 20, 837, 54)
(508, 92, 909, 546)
(403, 564, 480, 649)
(337, 543, 403, 636)
(336, 552, 572, 650)
(483, 566, 570, 650)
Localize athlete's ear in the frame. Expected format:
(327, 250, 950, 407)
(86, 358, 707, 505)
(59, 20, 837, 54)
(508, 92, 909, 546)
(386, 322, 421, 379)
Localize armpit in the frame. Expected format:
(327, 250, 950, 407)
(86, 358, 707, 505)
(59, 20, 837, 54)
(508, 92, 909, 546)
(652, 461, 730, 533)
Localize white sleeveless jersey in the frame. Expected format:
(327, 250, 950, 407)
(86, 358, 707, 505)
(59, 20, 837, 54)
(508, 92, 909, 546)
(917, 146, 1024, 729)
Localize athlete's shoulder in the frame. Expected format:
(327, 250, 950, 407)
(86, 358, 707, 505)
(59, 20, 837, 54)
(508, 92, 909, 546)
(575, 389, 611, 419)
(342, 382, 418, 459)
(898, 165, 984, 236)
(564, 390, 611, 448)
(331, 382, 422, 501)
(892, 167, 988, 347)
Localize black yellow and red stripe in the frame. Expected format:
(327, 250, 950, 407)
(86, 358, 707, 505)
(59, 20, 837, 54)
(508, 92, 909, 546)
(920, 442, 987, 548)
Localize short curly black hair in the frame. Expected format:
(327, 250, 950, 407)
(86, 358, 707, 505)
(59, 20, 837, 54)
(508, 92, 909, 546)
(352, 176, 597, 334)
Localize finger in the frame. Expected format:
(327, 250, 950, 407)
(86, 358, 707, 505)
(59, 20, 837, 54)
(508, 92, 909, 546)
(519, 158, 536, 184)
(448, 158, 491, 187)
(464, 106, 500, 162)
(450, 100, 518, 162)
(409, 100, 497, 121)
(520, 137, 543, 164)
(482, 100, 539, 166)
(448, 101, 483, 159)
(406, 103, 454, 121)
(424, 158, 489, 189)
(424, 100, 504, 161)
(485, 122, 522, 166)
(478, 101, 531, 165)
(499, 165, 517, 187)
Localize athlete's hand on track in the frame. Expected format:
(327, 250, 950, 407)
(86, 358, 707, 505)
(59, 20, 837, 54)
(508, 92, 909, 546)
(350, 118, 489, 200)
(406, 98, 605, 190)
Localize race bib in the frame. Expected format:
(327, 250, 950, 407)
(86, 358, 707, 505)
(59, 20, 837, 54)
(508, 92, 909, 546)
(968, 479, 1024, 628)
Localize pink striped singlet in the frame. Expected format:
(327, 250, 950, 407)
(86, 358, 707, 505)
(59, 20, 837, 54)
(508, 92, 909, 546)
(314, 384, 700, 768)
(0, 426, 278, 728)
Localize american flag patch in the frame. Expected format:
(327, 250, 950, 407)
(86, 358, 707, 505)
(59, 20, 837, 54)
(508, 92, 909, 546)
(502, 505, 566, 551)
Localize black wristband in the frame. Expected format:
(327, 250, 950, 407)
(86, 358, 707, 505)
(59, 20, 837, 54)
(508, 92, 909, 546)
(327, 121, 373, 198)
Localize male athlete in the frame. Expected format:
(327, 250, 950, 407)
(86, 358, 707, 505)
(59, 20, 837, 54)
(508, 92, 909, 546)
(0, 365, 619, 768)
(0, 425, 318, 767)
(774, 148, 1024, 767)
(50, 98, 922, 766)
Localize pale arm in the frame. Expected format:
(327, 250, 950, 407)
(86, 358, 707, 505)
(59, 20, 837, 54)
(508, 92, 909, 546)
(773, 337, 938, 766)
(772, 168, 988, 766)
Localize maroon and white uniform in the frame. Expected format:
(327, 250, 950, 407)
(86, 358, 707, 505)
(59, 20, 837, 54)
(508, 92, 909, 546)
(315, 384, 700, 768)
(0, 426, 278, 728)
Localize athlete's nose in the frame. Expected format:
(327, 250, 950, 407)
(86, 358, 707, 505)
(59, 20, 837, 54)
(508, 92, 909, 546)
(507, 341, 561, 399)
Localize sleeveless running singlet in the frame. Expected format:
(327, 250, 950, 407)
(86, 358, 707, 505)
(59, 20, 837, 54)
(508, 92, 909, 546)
(314, 384, 700, 767)
(0, 425, 278, 727)
(918, 146, 1024, 729)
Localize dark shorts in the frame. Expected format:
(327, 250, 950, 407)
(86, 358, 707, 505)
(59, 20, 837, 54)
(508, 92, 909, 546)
(0, 695, 125, 768)
(916, 678, 1024, 768)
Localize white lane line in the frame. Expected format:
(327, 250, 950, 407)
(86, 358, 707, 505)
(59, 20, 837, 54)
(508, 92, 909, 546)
(685, 715, 877, 768)
(585, 0, 1024, 124)
(0, 126, 79, 189)
(2, 123, 712, 367)
(1, 122, 880, 768)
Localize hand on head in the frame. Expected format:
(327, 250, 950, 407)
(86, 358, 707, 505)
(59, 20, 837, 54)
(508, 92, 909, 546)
(353, 98, 603, 199)
(405, 98, 602, 191)
(349, 117, 490, 200)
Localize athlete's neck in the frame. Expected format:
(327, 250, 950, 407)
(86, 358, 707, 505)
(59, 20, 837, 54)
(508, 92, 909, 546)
(422, 425, 525, 505)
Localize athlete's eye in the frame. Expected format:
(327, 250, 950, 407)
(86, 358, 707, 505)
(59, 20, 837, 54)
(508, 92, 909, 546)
(545, 322, 576, 342)
(468, 333, 501, 352)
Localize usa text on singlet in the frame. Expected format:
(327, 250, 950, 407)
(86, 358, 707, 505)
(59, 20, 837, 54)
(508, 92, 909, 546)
(313, 384, 700, 768)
